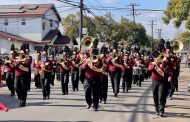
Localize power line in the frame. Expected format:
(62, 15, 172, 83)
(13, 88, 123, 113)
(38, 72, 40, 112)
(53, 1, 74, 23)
(127, 3, 140, 22)
(148, 20, 157, 51)
(156, 29, 162, 39)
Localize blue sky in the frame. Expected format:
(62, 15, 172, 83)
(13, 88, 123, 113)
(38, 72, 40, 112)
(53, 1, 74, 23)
(0, 0, 186, 40)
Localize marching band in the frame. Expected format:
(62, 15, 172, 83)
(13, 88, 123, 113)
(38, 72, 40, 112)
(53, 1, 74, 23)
(0, 36, 183, 115)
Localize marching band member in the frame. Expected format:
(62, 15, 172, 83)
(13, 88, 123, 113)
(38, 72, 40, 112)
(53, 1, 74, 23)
(70, 47, 80, 91)
(107, 42, 122, 97)
(4, 56, 15, 96)
(99, 46, 109, 104)
(25, 43, 32, 92)
(121, 52, 133, 93)
(3, 44, 15, 96)
(133, 54, 145, 87)
(40, 45, 53, 100)
(59, 46, 71, 95)
(148, 39, 174, 117)
(79, 50, 87, 84)
(14, 44, 32, 107)
(83, 42, 101, 111)
(33, 50, 41, 89)
(49, 54, 56, 86)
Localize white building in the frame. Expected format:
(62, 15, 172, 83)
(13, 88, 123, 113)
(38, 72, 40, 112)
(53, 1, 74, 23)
(0, 4, 73, 54)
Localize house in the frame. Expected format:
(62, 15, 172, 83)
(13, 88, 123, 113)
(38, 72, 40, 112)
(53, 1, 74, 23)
(0, 4, 74, 55)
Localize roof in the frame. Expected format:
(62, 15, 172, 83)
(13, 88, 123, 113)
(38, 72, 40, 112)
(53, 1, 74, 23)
(0, 4, 61, 21)
(0, 31, 37, 44)
(42, 30, 60, 42)
(54, 35, 71, 45)
(0, 31, 49, 44)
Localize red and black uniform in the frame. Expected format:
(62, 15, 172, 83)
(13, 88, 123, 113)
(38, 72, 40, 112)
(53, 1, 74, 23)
(99, 56, 109, 103)
(79, 57, 86, 84)
(4, 60, 15, 95)
(33, 59, 41, 89)
(107, 55, 122, 97)
(83, 60, 101, 110)
(121, 58, 133, 93)
(14, 58, 32, 107)
(133, 57, 145, 87)
(148, 61, 166, 115)
(70, 56, 80, 91)
(27, 55, 32, 91)
(59, 58, 71, 95)
(51, 60, 57, 86)
(167, 55, 179, 98)
(40, 60, 53, 99)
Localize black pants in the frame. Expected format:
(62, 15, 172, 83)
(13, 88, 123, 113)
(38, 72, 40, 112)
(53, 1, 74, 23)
(27, 71, 31, 91)
(99, 76, 108, 102)
(15, 74, 28, 102)
(56, 71, 61, 81)
(122, 70, 131, 92)
(51, 75, 55, 86)
(60, 71, 69, 94)
(71, 70, 79, 91)
(109, 70, 121, 95)
(6, 72, 15, 94)
(83, 76, 100, 109)
(41, 74, 51, 98)
(134, 75, 143, 87)
(80, 69, 86, 84)
(34, 73, 41, 88)
(152, 78, 167, 114)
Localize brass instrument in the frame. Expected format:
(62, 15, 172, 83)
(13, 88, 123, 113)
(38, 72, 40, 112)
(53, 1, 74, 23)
(172, 40, 183, 53)
(123, 59, 130, 69)
(81, 36, 94, 49)
(16, 53, 29, 62)
(59, 59, 69, 70)
(111, 52, 118, 60)
(111, 55, 122, 68)
(90, 54, 99, 63)
(88, 60, 108, 75)
(4, 56, 12, 64)
(152, 52, 166, 77)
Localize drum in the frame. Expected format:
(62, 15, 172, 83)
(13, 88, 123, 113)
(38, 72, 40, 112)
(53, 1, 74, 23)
(133, 67, 142, 75)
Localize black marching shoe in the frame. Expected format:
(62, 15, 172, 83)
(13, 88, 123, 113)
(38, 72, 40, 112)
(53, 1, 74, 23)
(11, 91, 15, 96)
(43, 96, 46, 100)
(19, 101, 26, 107)
(159, 113, 164, 117)
(93, 106, 98, 111)
(114, 93, 118, 97)
(104, 101, 106, 104)
(86, 104, 91, 109)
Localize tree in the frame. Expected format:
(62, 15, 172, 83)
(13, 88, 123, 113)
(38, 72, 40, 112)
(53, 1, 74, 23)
(177, 32, 190, 50)
(163, 0, 190, 29)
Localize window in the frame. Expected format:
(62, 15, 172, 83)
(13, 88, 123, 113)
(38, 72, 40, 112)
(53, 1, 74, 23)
(42, 22, 46, 30)
(4, 19, 8, 26)
(50, 20, 53, 27)
(21, 18, 26, 25)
